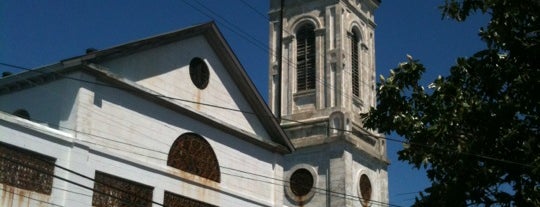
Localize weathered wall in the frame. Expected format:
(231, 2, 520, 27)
(267, 0, 388, 206)
(99, 35, 271, 143)
(0, 69, 285, 206)
(0, 74, 82, 132)
(0, 113, 75, 207)
(282, 141, 387, 207)
(73, 73, 285, 206)
(268, 0, 378, 118)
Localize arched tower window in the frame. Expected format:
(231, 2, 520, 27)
(351, 30, 360, 97)
(167, 133, 220, 182)
(296, 23, 316, 92)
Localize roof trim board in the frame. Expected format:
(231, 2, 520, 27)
(0, 22, 294, 153)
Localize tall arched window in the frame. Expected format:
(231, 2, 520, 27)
(167, 133, 220, 182)
(351, 30, 360, 97)
(296, 23, 316, 92)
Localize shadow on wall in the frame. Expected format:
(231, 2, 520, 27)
(0, 77, 79, 130)
(87, 80, 277, 165)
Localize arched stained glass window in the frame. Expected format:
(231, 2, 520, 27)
(167, 133, 220, 182)
(296, 23, 316, 92)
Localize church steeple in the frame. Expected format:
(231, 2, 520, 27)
(268, 0, 388, 206)
(269, 0, 379, 124)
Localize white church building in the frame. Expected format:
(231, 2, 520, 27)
(0, 0, 387, 207)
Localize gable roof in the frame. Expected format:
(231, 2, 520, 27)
(0, 22, 294, 153)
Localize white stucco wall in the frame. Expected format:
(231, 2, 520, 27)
(282, 142, 387, 207)
(0, 70, 286, 206)
(99, 36, 271, 143)
(0, 114, 76, 207)
(0, 73, 83, 133)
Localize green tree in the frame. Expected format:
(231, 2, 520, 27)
(362, 0, 539, 206)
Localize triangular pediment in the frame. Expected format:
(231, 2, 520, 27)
(94, 22, 292, 151)
(0, 22, 293, 152)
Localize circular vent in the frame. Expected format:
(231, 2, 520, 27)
(289, 168, 314, 196)
(189, 57, 210, 89)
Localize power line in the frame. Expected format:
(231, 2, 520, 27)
(0, 68, 398, 207)
(2, 60, 527, 206)
(0, 109, 399, 206)
(0, 175, 142, 207)
(236, 0, 270, 22)
(0, 142, 399, 207)
(1, 59, 519, 206)
(182, 0, 375, 104)
(3, 92, 530, 206)
(0, 187, 64, 207)
(0, 61, 364, 141)
(0, 61, 534, 169)
(2, 2, 529, 205)
(0, 4, 426, 207)
(0, 154, 160, 207)
(179, 0, 269, 54)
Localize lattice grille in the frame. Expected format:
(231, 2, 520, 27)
(351, 31, 360, 97)
(296, 24, 316, 91)
(92, 171, 153, 207)
(167, 133, 220, 182)
(164, 191, 217, 207)
(0, 142, 55, 194)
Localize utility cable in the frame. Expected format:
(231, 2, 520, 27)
(0, 154, 160, 207)
(0, 61, 534, 169)
(0, 187, 64, 207)
(182, 0, 375, 104)
(0, 146, 399, 207)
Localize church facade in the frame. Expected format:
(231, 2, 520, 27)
(0, 1, 387, 207)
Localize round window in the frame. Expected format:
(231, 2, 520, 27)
(189, 57, 210, 89)
(289, 168, 314, 197)
(359, 174, 372, 206)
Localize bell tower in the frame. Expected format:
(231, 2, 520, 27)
(268, 0, 388, 206)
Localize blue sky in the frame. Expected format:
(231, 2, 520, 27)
(1, 1, 489, 206)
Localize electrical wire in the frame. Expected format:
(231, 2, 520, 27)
(0, 145, 399, 207)
(0, 3, 452, 207)
(3, 93, 532, 205)
(0, 2, 533, 200)
(0, 187, 64, 207)
(0, 110, 399, 206)
(1, 2, 530, 205)
(0, 61, 534, 170)
(0, 154, 159, 207)
(232, 0, 377, 87)
(236, 0, 272, 25)
(0, 68, 398, 207)
(181, 0, 375, 105)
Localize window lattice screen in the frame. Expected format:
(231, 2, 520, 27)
(164, 191, 217, 207)
(0, 142, 55, 194)
(92, 171, 153, 207)
(167, 133, 220, 182)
